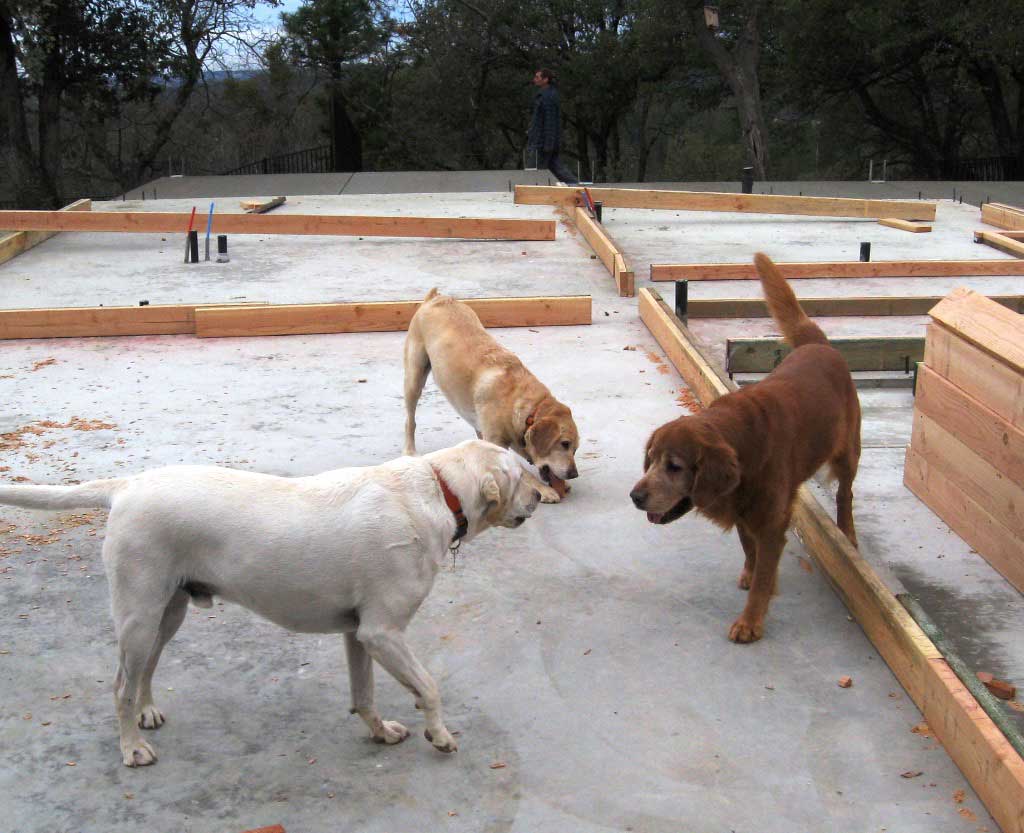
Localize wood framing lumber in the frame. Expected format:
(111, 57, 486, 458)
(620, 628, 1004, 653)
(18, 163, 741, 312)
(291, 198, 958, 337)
(975, 229, 1024, 258)
(639, 286, 1024, 833)
(687, 294, 1024, 318)
(910, 409, 1024, 542)
(981, 202, 1024, 230)
(924, 323, 1024, 430)
(572, 207, 635, 297)
(515, 184, 936, 220)
(241, 196, 287, 214)
(877, 218, 932, 233)
(905, 447, 1024, 596)
(929, 286, 1024, 376)
(0, 210, 556, 241)
(977, 672, 1017, 701)
(0, 303, 267, 340)
(650, 259, 1024, 281)
(915, 363, 1024, 487)
(195, 295, 592, 338)
(0, 198, 91, 267)
(726, 336, 923, 374)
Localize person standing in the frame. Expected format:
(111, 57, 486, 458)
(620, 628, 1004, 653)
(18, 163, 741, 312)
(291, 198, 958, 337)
(527, 68, 579, 185)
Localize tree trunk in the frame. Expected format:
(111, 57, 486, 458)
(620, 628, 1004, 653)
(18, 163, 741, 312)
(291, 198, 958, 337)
(0, 5, 56, 208)
(689, 1, 770, 180)
(331, 85, 362, 172)
(968, 58, 1017, 158)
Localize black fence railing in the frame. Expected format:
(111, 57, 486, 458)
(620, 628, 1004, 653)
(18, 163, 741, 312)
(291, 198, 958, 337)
(943, 156, 1024, 181)
(222, 144, 335, 176)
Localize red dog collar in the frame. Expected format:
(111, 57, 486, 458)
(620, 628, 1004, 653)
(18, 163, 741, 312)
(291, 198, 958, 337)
(432, 467, 468, 543)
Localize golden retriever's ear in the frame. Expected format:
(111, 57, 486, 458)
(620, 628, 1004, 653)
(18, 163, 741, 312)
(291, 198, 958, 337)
(692, 439, 740, 507)
(480, 472, 501, 507)
(642, 434, 653, 471)
(526, 417, 560, 455)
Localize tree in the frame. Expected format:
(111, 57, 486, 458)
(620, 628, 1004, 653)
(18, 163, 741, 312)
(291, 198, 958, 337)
(278, 0, 391, 172)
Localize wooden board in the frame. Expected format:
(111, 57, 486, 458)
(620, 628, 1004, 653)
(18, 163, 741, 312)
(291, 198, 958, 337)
(650, 259, 1024, 281)
(573, 207, 635, 297)
(515, 185, 936, 220)
(639, 286, 1024, 833)
(726, 336, 923, 373)
(905, 446, 1024, 594)
(925, 323, 1024, 429)
(975, 229, 1024, 258)
(241, 196, 286, 214)
(0, 303, 268, 340)
(687, 295, 1024, 318)
(930, 286, 1024, 375)
(0, 198, 91, 266)
(195, 296, 592, 338)
(911, 410, 1024, 541)
(981, 202, 1024, 230)
(878, 218, 932, 233)
(0, 210, 556, 241)
(915, 363, 1024, 487)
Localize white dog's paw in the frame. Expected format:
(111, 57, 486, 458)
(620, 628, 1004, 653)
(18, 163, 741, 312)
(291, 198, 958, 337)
(424, 727, 458, 754)
(538, 485, 561, 504)
(372, 720, 410, 745)
(121, 737, 158, 767)
(138, 705, 165, 730)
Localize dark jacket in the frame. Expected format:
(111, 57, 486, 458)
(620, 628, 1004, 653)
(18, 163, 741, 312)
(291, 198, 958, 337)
(528, 85, 561, 153)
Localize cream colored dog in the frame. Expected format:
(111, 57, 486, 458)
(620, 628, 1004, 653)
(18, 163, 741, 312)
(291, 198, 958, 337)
(403, 288, 580, 502)
(0, 440, 540, 768)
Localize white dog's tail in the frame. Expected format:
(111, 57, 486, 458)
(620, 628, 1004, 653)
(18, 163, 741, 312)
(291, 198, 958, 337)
(423, 287, 440, 303)
(0, 478, 126, 511)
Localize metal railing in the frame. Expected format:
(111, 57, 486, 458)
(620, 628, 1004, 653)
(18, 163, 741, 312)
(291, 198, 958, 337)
(943, 155, 1024, 181)
(222, 144, 334, 176)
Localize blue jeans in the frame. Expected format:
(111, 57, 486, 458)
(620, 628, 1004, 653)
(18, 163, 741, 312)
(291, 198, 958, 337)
(537, 149, 579, 185)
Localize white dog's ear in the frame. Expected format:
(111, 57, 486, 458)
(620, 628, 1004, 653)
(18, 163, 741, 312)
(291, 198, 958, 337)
(481, 472, 501, 507)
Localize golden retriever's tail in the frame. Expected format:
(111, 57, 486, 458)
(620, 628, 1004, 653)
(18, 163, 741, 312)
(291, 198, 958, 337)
(423, 287, 441, 303)
(754, 253, 828, 347)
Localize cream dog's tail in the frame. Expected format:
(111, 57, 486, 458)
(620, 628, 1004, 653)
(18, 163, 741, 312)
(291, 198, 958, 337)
(423, 287, 441, 302)
(754, 252, 828, 348)
(0, 478, 125, 511)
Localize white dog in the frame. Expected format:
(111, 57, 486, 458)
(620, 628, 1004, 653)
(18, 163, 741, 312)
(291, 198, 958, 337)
(0, 439, 540, 767)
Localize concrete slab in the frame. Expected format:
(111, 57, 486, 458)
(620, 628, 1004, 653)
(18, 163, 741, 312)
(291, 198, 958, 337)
(0, 190, 997, 832)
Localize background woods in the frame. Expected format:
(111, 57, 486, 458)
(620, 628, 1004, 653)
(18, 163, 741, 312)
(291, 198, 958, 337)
(1, 0, 1022, 207)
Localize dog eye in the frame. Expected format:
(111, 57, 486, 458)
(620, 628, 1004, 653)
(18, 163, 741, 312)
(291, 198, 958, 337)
(561, 440, 571, 450)
(666, 461, 682, 473)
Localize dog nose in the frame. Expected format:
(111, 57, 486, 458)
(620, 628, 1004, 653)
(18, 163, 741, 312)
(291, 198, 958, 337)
(566, 465, 579, 479)
(629, 488, 646, 508)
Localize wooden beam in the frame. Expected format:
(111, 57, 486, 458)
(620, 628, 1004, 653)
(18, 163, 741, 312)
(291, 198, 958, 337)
(572, 206, 634, 297)
(241, 196, 286, 214)
(195, 295, 592, 338)
(915, 363, 1024, 487)
(981, 202, 1024, 230)
(687, 294, 1024, 318)
(0, 303, 267, 340)
(650, 259, 1024, 281)
(0, 198, 91, 267)
(638, 287, 1024, 833)
(911, 409, 1024, 545)
(726, 336, 924, 373)
(975, 229, 1024, 258)
(0, 210, 556, 241)
(515, 184, 936, 220)
(877, 218, 932, 233)
(930, 286, 1024, 375)
(925, 323, 1024, 430)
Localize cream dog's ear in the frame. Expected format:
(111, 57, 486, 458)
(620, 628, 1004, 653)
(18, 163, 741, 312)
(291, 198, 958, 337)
(480, 472, 501, 507)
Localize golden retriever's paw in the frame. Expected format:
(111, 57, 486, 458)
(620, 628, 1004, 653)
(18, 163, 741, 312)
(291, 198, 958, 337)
(538, 485, 562, 504)
(138, 704, 165, 730)
(728, 618, 764, 644)
(737, 569, 752, 590)
(424, 727, 458, 753)
(121, 737, 158, 767)
(372, 720, 410, 745)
